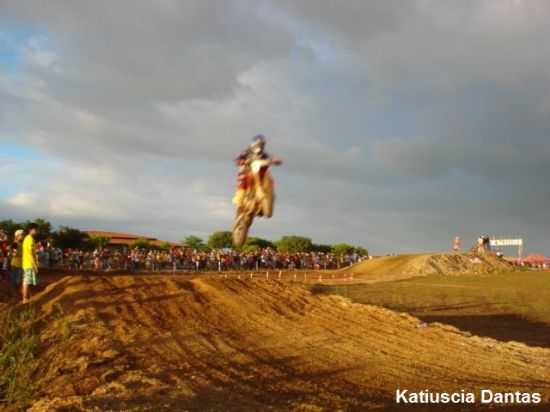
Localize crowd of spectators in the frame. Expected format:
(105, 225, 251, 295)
(2, 241, 366, 274)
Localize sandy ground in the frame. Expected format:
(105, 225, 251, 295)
(5, 270, 547, 412)
(339, 252, 512, 283)
(1, 254, 547, 411)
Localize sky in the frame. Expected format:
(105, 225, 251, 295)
(0, 0, 549, 254)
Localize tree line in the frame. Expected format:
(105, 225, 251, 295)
(186, 232, 368, 256)
(0, 219, 368, 256)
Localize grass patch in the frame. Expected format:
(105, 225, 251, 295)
(314, 271, 550, 321)
(0, 307, 40, 411)
(314, 271, 550, 346)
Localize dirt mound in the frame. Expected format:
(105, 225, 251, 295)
(20, 275, 550, 411)
(342, 253, 512, 283)
(0, 277, 17, 311)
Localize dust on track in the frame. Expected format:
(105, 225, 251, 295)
(13, 272, 549, 411)
(339, 252, 513, 283)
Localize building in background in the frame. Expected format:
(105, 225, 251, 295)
(86, 230, 179, 249)
(521, 254, 550, 268)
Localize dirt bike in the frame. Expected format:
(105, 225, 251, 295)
(232, 158, 280, 248)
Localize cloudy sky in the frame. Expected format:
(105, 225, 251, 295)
(1, 0, 549, 254)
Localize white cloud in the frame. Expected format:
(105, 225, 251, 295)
(7, 192, 37, 207)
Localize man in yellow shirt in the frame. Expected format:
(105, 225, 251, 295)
(10, 229, 24, 300)
(22, 223, 39, 304)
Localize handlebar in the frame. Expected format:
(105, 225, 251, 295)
(249, 158, 282, 173)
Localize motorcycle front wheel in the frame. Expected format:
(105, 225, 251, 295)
(260, 173, 275, 218)
(233, 212, 254, 248)
(261, 193, 274, 218)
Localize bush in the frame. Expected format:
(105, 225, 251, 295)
(332, 243, 355, 256)
(51, 227, 90, 250)
(207, 231, 233, 249)
(275, 236, 313, 253)
(332, 243, 369, 256)
(182, 235, 206, 250)
(131, 237, 153, 250)
(312, 244, 332, 253)
(158, 241, 172, 251)
(0, 308, 39, 411)
(244, 237, 274, 250)
(355, 246, 369, 257)
(88, 236, 110, 249)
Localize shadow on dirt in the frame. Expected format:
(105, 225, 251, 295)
(311, 283, 550, 349)
(80, 393, 549, 412)
(78, 347, 378, 411)
(418, 313, 550, 348)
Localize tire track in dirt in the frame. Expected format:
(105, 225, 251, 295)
(22, 275, 550, 411)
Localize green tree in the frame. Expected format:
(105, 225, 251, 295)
(275, 236, 313, 253)
(132, 237, 152, 250)
(158, 241, 172, 250)
(331, 243, 355, 256)
(88, 236, 111, 249)
(207, 231, 233, 249)
(237, 237, 275, 253)
(245, 237, 274, 249)
(312, 244, 332, 253)
(0, 218, 53, 242)
(242, 243, 260, 253)
(51, 227, 90, 250)
(183, 235, 206, 250)
(27, 218, 52, 241)
(354, 246, 369, 257)
(0, 220, 23, 241)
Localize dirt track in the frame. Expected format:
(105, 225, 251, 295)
(340, 252, 512, 283)
(18, 274, 550, 411)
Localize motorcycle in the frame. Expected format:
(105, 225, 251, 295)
(232, 158, 281, 248)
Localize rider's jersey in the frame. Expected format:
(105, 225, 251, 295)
(235, 148, 270, 174)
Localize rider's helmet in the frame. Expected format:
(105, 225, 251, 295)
(250, 134, 266, 154)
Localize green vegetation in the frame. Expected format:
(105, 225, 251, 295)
(331, 243, 354, 255)
(354, 246, 369, 256)
(0, 308, 40, 411)
(131, 237, 153, 249)
(182, 235, 206, 250)
(207, 231, 233, 249)
(1, 219, 103, 250)
(311, 244, 332, 253)
(0, 218, 52, 243)
(275, 236, 313, 252)
(0, 220, 22, 239)
(331, 243, 368, 256)
(315, 271, 550, 324)
(158, 241, 172, 250)
(51, 226, 90, 250)
(88, 235, 110, 249)
(2, 217, 369, 253)
(241, 236, 275, 252)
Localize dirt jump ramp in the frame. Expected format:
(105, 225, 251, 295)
(342, 252, 513, 283)
(26, 275, 550, 411)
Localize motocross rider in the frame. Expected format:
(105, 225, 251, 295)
(232, 134, 281, 209)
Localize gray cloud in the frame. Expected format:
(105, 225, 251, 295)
(1, 0, 549, 253)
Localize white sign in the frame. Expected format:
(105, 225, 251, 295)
(490, 239, 523, 247)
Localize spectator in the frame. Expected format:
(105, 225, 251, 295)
(22, 223, 40, 304)
(28, 244, 364, 273)
(10, 229, 24, 300)
(0, 230, 8, 281)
